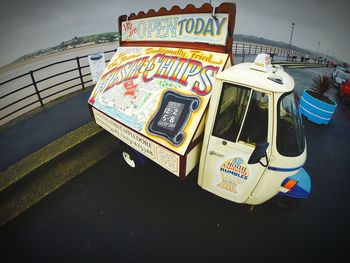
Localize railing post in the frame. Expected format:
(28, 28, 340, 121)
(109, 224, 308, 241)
(30, 70, 43, 106)
(76, 57, 85, 89)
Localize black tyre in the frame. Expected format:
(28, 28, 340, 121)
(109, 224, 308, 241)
(274, 196, 302, 212)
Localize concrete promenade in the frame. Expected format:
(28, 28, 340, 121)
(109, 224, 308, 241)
(0, 89, 93, 172)
(0, 66, 349, 262)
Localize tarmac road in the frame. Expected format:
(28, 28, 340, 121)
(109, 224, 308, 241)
(0, 67, 349, 262)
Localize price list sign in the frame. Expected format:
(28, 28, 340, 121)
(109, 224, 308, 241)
(157, 101, 185, 131)
(148, 90, 200, 146)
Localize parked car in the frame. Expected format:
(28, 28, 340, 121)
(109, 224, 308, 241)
(340, 79, 350, 99)
(333, 67, 350, 87)
(329, 61, 337, 68)
(336, 65, 349, 73)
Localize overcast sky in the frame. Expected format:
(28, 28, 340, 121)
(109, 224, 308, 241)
(0, 0, 349, 67)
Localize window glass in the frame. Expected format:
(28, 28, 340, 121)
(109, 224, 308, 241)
(239, 91, 269, 145)
(212, 83, 250, 142)
(277, 92, 305, 156)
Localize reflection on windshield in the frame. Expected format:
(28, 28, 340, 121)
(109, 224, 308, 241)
(338, 72, 350, 80)
(239, 91, 269, 145)
(212, 83, 250, 142)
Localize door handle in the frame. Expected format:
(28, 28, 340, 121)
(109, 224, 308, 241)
(209, 150, 225, 157)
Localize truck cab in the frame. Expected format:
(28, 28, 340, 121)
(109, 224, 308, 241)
(198, 54, 311, 205)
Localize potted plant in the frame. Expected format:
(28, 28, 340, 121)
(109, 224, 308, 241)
(299, 74, 337, 125)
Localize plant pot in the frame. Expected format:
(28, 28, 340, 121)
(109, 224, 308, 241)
(299, 90, 337, 125)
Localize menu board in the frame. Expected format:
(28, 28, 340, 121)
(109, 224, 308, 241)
(88, 46, 228, 155)
(88, 53, 106, 83)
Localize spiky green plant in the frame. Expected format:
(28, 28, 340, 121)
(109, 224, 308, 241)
(310, 74, 334, 102)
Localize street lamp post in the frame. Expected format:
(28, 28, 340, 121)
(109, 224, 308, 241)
(287, 22, 295, 61)
(315, 41, 320, 63)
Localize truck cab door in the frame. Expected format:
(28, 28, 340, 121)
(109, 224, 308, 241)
(199, 82, 272, 204)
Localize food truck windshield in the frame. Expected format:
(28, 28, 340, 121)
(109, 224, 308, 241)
(277, 91, 305, 157)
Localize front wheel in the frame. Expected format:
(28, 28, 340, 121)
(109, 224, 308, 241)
(120, 144, 143, 169)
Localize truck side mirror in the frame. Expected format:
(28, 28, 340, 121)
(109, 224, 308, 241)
(248, 142, 269, 167)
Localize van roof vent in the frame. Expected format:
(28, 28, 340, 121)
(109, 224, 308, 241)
(267, 75, 283, 85)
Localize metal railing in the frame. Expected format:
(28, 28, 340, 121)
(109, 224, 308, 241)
(0, 49, 117, 125)
(232, 42, 305, 60)
(0, 42, 309, 126)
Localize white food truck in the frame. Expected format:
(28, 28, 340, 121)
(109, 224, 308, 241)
(88, 2, 311, 207)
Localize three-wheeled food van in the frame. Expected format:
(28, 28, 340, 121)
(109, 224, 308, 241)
(88, 2, 311, 207)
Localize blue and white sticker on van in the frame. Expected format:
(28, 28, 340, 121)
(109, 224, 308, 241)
(217, 157, 249, 193)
